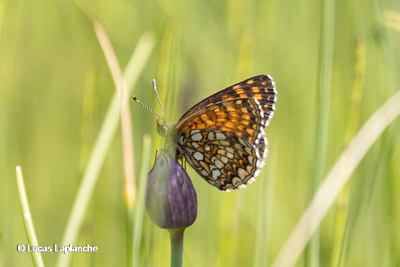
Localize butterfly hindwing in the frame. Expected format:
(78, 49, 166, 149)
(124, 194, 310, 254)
(178, 129, 265, 191)
(175, 98, 269, 191)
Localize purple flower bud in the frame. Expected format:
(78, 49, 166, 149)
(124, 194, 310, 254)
(145, 151, 197, 229)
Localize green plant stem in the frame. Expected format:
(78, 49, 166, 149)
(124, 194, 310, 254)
(168, 229, 185, 267)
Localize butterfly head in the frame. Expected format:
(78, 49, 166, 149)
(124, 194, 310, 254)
(156, 117, 179, 157)
(156, 118, 172, 137)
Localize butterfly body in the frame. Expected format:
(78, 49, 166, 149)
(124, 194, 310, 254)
(156, 75, 277, 191)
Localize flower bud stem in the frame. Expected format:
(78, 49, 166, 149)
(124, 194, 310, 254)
(168, 228, 185, 267)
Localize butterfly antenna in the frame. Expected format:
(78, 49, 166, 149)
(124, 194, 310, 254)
(131, 95, 163, 121)
(152, 79, 166, 120)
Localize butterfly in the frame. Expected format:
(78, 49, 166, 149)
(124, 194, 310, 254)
(133, 75, 277, 191)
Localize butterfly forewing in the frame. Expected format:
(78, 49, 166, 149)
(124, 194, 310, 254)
(178, 75, 277, 123)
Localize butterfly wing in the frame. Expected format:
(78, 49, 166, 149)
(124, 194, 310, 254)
(179, 129, 264, 191)
(173, 75, 277, 190)
(177, 74, 277, 123)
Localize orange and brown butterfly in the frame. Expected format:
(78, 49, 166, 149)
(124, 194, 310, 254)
(133, 75, 277, 191)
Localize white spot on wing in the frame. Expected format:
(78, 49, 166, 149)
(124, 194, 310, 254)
(248, 177, 256, 184)
(193, 152, 204, 161)
(208, 132, 215, 140)
(226, 152, 234, 159)
(212, 169, 221, 180)
(191, 132, 202, 141)
(238, 168, 249, 179)
(238, 138, 247, 146)
(192, 142, 199, 148)
(219, 140, 230, 146)
(220, 156, 228, 164)
(215, 132, 227, 140)
(214, 159, 224, 169)
(269, 111, 275, 119)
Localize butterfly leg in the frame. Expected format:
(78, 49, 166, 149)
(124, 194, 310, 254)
(174, 147, 187, 186)
(178, 156, 185, 186)
(154, 148, 160, 164)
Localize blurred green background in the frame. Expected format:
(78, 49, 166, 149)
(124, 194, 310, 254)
(1, 0, 400, 266)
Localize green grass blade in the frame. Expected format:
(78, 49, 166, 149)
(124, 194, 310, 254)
(131, 134, 152, 267)
(94, 21, 137, 209)
(331, 40, 366, 267)
(307, 0, 336, 265)
(15, 166, 45, 267)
